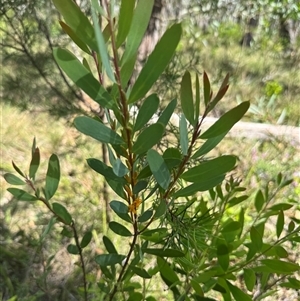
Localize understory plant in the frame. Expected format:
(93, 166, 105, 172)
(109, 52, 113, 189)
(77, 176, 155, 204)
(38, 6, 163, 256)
(4, 0, 300, 300)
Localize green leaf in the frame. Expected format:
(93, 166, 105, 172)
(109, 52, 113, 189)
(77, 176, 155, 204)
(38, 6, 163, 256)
(95, 254, 126, 266)
(127, 292, 143, 301)
(59, 21, 91, 54)
(260, 259, 300, 273)
(109, 221, 132, 237)
(269, 203, 293, 211)
(140, 228, 168, 243)
(52, 202, 72, 225)
(181, 156, 236, 182)
(203, 71, 211, 106)
(7, 188, 37, 201)
(112, 159, 129, 177)
(157, 99, 177, 126)
(179, 114, 189, 156)
(195, 74, 201, 122)
(254, 189, 265, 212)
(67, 244, 79, 255)
(217, 244, 229, 271)
(120, 52, 137, 88)
(276, 210, 284, 238)
(132, 123, 164, 155)
(222, 221, 241, 233)
(174, 175, 225, 197)
(116, 0, 135, 48)
(157, 257, 179, 283)
(4, 173, 26, 185)
(134, 94, 160, 132)
(275, 245, 288, 258)
(132, 180, 148, 194)
(226, 281, 252, 301)
(138, 210, 153, 223)
(29, 146, 40, 180)
(74, 116, 124, 145)
(45, 154, 60, 201)
(121, 0, 154, 66)
(103, 235, 118, 254)
(200, 102, 250, 139)
(53, 48, 114, 109)
(280, 277, 300, 289)
(52, 0, 97, 50)
(91, 0, 115, 82)
(180, 71, 195, 125)
(192, 133, 227, 159)
(250, 226, 263, 252)
(143, 248, 185, 257)
(131, 266, 152, 279)
(154, 199, 167, 219)
(243, 268, 256, 291)
(129, 24, 182, 103)
(147, 149, 170, 190)
(80, 231, 92, 248)
(12, 161, 25, 177)
(110, 201, 132, 223)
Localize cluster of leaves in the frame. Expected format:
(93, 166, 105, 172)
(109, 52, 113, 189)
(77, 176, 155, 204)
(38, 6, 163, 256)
(4, 0, 300, 301)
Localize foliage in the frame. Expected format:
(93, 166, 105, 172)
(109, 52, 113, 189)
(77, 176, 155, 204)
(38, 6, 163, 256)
(3, 1, 300, 301)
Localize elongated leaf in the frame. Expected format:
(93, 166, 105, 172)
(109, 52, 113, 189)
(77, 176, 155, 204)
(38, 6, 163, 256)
(59, 21, 91, 54)
(29, 147, 40, 180)
(269, 203, 293, 211)
(132, 180, 148, 194)
(53, 48, 114, 109)
(244, 269, 256, 291)
(222, 221, 241, 233)
(254, 189, 265, 212)
(4, 173, 26, 185)
(45, 154, 60, 201)
(157, 99, 177, 126)
(140, 228, 168, 243)
(52, 0, 97, 50)
(110, 200, 132, 223)
(181, 156, 236, 182)
(143, 248, 184, 257)
(179, 114, 188, 156)
(91, 0, 115, 82)
(217, 244, 229, 271)
(95, 254, 126, 266)
(129, 24, 182, 103)
(52, 202, 72, 225)
(116, 0, 135, 48)
(131, 266, 151, 279)
(250, 226, 263, 252)
(80, 231, 92, 248)
(120, 52, 137, 88)
(157, 257, 179, 283)
(261, 259, 300, 273)
(109, 221, 132, 237)
(147, 149, 170, 190)
(113, 158, 129, 177)
(180, 71, 194, 125)
(276, 210, 284, 238)
(138, 210, 153, 223)
(7, 188, 37, 201)
(154, 199, 167, 218)
(134, 94, 160, 132)
(132, 123, 164, 155)
(103, 235, 118, 254)
(226, 281, 252, 301)
(121, 0, 154, 66)
(192, 132, 227, 159)
(200, 101, 250, 139)
(195, 74, 201, 122)
(12, 161, 25, 177)
(174, 175, 225, 197)
(203, 71, 211, 106)
(74, 116, 124, 145)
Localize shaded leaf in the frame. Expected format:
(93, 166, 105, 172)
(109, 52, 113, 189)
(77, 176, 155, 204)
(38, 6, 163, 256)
(147, 149, 170, 190)
(217, 244, 229, 271)
(131, 266, 151, 279)
(269, 203, 293, 211)
(74, 116, 124, 145)
(244, 268, 256, 291)
(132, 123, 164, 155)
(138, 210, 153, 223)
(180, 71, 194, 125)
(52, 202, 72, 225)
(200, 102, 250, 139)
(203, 71, 211, 106)
(261, 259, 300, 273)
(109, 221, 132, 236)
(195, 74, 201, 122)
(154, 199, 167, 218)
(157, 99, 177, 126)
(134, 94, 159, 132)
(112, 158, 129, 177)
(67, 244, 79, 255)
(95, 254, 126, 266)
(276, 210, 284, 238)
(179, 114, 188, 156)
(45, 154, 60, 201)
(7, 188, 37, 201)
(143, 248, 184, 257)
(254, 189, 265, 212)
(132, 180, 148, 194)
(140, 228, 168, 243)
(110, 200, 132, 223)
(80, 231, 92, 248)
(4, 173, 26, 185)
(226, 281, 252, 301)
(12, 161, 25, 177)
(129, 24, 182, 103)
(222, 221, 241, 233)
(103, 235, 118, 254)
(29, 145, 40, 180)
(250, 226, 263, 252)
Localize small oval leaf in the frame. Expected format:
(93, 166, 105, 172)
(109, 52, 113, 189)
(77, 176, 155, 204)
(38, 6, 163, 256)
(52, 202, 72, 225)
(45, 154, 60, 201)
(95, 254, 126, 266)
(109, 221, 132, 237)
(4, 173, 26, 185)
(7, 188, 37, 201)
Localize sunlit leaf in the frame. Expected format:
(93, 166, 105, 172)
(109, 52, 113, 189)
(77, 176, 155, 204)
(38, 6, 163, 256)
(179, 114, 189, 156)
(260, 259, 300, 273)
(7, 188, 37, 201)
(243, 268, 256, 291)
(140, 228, 169, 243)
(269, 203, 293, 211)
(52, 202, 72, 225)
(129, 24, 182, 103)
(226, 281, 252, 301)
(74, 116, 124, 145)
(203, 71, 211, 106)
(95, 254, 126, 266)
(143, 248, 184, 257)
(109, 221, 132, 236)
(195, 74, 201, 122)
(147, 149, 170, 190)
(45, 154, 60, 201)
(217, 244, 229, 271)
(254, 189, 265, 212)
(112, 158, 129, 177)
(134, 94, 160, 132)
(29, 146, 40, 180)
(276, 210, 284, 238)
(4, 173, 26, 185)
(250, 226, 263, 252)
(132, 123, 164, 155)
(222, 221, 241, 233)
(200, 102, 250, 139)
(180, 71, 195, 125)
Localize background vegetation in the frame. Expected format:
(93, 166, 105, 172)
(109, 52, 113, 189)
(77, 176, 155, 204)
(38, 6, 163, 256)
(1, 0, 299, 300)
